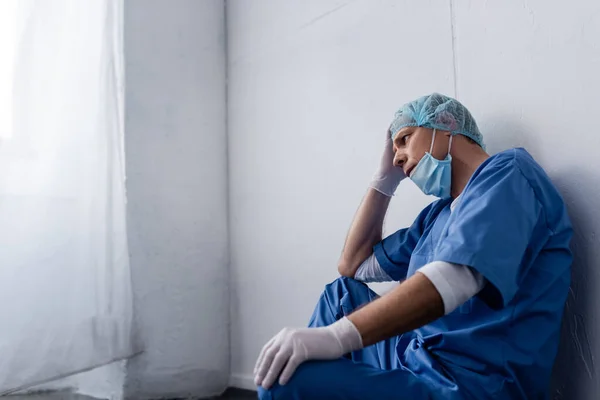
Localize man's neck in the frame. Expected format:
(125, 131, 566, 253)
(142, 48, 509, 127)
(450, 151, 490, 198)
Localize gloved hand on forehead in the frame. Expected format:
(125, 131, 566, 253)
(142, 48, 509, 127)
(389, 93, 485, 149)
(369, 127, 406, 196)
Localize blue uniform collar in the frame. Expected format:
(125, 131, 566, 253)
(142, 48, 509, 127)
(450, 193, 463, 213)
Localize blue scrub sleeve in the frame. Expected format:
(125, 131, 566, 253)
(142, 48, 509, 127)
(434, 160, 543, 308)
(373, 202, 437, 281)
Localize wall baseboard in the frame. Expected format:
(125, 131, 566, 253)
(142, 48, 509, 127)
(228, 373, 256, 391)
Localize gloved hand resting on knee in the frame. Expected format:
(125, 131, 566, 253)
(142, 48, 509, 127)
(254, 317, 362, 388)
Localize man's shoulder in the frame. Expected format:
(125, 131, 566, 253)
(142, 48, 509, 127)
(487, 147, 535, 169)
(483, 147, 548, 185)
(480, 148, 570, 230)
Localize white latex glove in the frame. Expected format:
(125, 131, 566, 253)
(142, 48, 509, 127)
(254, 317, 363, 389)
(369, 127, 406, 196)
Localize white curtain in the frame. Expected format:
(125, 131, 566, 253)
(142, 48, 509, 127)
(0, 0, 136, 394)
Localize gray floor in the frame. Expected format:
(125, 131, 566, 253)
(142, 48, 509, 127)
(5, 388, 257, 400)
(209, 388, 256, 399)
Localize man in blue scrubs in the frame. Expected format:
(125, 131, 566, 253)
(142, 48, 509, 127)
(254, 93, 572, 399)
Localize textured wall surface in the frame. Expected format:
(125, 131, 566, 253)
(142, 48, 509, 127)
(227, 1, 600, 398)
(123, 0, 229, 398)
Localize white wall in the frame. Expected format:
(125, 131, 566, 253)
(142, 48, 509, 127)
(123, 0, 229, 398)
(228, 1, 600, 398)
(227, 0, 450, 389)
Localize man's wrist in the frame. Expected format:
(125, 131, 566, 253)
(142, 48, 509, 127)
(369, 176, 400, 197)
(328, 317, 363, 354)
(370, 168, 406, 196)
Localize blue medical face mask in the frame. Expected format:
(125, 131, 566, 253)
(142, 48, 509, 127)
(410, 129, 453, 198)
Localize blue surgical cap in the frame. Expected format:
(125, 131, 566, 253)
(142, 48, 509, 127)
(390, 93, 484, 149)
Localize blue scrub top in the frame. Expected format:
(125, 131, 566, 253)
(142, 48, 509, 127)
(373, 148, 572, 399)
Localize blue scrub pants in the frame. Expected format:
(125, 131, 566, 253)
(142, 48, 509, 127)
(257, 277, 449, 400)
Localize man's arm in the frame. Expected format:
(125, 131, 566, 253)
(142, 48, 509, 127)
(254, 271, 445, 389)
(337, 189, 391, 277)
(348, 272, 444, 346)
(338, 129, 405, 277)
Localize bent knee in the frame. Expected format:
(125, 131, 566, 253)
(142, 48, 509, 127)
(258, 382, 303, 400)
(256, 364, 319, 400)
(325, 276, 367, 292)
(257, 359, 373, 400)
(257, 385, 273, 400)
(323, 276, 374, 303)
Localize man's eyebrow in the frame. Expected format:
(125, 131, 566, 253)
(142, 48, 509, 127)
(394, 128, 412, 142)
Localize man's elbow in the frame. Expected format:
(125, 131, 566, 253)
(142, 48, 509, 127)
(337, 260, 357, 278)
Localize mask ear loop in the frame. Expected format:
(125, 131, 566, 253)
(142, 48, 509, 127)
(448, 134, 453, 155)
(429, 129, 437, 154)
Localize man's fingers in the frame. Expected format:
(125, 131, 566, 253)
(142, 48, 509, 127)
(254, 343, 267, 375)
(255, 343, 280, 386)
(254, 337, 275, 375)
(261, 347, 292, 389)
(278, 354, 303, 386)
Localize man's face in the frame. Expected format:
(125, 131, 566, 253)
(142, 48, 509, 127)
(392, 126, 451, 177)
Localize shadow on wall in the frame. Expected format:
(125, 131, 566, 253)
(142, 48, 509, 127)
(549, 171, 599, 400)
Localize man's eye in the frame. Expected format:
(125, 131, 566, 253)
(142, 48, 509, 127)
(402, 134, 411, 143)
